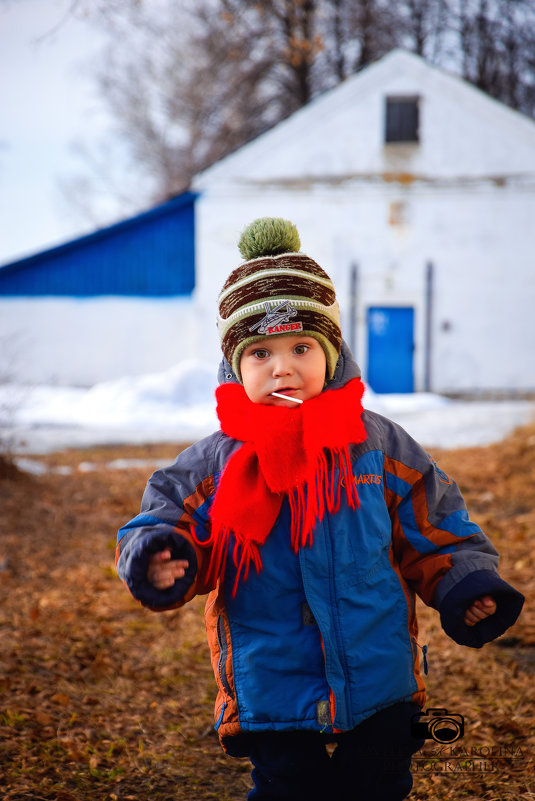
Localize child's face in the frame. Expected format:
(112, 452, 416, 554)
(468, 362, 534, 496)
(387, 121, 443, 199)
(240, 335, 327, 406)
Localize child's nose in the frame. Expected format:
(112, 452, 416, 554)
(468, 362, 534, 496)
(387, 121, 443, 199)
(272, 356, 293, 376)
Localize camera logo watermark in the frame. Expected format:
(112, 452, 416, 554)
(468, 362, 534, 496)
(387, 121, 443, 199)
(411, 707, 464, 744)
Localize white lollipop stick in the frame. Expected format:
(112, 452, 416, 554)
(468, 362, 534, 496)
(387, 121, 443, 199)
(271, 391, 303, 404)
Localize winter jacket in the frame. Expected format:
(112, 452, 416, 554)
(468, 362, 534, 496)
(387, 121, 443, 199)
(116, 344, 524, 756)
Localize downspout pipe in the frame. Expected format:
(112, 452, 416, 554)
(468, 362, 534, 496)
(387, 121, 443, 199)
(348, 262, 358, 357)
(424, 261, 434, 393)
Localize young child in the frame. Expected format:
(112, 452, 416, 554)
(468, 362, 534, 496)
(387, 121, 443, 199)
(116, 217, 524, 801)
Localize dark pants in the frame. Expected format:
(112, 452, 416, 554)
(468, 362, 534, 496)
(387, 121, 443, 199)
(246, 702, 424, 801)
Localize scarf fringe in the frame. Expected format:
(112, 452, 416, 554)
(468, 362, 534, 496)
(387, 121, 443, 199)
(191, 523, 231, 592)
(192, 522, 265, 597)
(231, 539, 263, 597)
(288, 446, 360, 554)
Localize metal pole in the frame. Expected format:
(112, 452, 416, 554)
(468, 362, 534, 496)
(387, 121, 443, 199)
(348, 262, 358, 357)
(424, 261, 434, 392)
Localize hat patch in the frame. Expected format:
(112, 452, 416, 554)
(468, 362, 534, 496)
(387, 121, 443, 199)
(249, 301, 303, 336)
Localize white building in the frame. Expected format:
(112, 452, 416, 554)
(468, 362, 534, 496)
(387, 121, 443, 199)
(193, 49, 535, 394)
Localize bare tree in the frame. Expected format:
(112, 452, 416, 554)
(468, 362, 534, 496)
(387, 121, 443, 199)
(454, 0, 535, 116)
(399, 0, 451, 61)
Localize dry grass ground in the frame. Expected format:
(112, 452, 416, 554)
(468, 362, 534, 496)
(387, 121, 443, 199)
(0, 425, 534, 800)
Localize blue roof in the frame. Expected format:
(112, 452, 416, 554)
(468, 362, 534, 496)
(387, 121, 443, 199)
(0, 192, 197, 297)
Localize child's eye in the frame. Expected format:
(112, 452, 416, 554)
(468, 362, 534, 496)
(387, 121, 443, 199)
(253, 349, 269, 359)
(294, 344, 309, 355)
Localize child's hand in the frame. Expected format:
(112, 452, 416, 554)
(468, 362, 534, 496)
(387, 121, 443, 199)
(147, 548, 189, 590)
(464, 595, 497, 627)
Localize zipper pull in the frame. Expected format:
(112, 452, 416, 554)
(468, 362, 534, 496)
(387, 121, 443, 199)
(412, 637, 429, 675)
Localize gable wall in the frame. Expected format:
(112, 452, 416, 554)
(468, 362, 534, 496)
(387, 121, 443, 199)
(198, 52, 535, 185)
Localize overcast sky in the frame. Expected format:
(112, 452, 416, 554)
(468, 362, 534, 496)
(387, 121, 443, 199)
(0, 0, 115, 265)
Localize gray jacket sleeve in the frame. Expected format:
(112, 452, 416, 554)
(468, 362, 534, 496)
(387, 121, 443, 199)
(365, 410, 524, 648)
(116, 432, 229, 610)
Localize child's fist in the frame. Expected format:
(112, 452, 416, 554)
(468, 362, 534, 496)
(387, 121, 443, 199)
(147, 548, 189, 590)
(464, 595, 497, 627)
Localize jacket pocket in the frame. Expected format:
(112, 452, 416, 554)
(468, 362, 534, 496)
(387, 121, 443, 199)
(216, 614, 234, 699)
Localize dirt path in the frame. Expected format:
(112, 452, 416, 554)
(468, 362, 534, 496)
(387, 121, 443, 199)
(0, 430, 534, 800)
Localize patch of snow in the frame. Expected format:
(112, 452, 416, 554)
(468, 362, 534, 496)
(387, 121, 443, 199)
(1, 361, 533, 456)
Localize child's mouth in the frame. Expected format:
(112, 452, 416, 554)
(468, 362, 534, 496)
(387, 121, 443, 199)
(271, 391, 303, 404)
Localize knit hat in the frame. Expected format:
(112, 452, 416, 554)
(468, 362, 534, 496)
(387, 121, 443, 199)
(217, 217, 342, 381)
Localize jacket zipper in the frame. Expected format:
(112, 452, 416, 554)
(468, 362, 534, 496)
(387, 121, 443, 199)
(325, 516, 352, 729)
(216, 614, 235, 699)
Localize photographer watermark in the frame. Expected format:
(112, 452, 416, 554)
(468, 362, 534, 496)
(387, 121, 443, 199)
(410, 708, 527, 774)
(412, 743, 526, 774)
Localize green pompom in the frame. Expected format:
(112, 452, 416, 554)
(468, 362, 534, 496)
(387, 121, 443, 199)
(238, 217, 301, 260)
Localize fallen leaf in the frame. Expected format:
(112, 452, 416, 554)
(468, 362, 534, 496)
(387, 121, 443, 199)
(51, 693, 70, 707)
(35, 710, 54, 726)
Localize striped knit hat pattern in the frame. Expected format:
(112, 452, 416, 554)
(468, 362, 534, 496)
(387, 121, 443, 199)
(217, 217, 342, 381)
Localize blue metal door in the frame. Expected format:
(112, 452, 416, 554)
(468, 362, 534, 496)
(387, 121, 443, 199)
(367, 306, 414, 393)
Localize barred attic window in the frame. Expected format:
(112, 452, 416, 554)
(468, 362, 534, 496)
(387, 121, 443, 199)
(385, 97, 420, 143)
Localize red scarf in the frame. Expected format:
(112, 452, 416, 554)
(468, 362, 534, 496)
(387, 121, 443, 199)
(193, 377, 367, 595)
